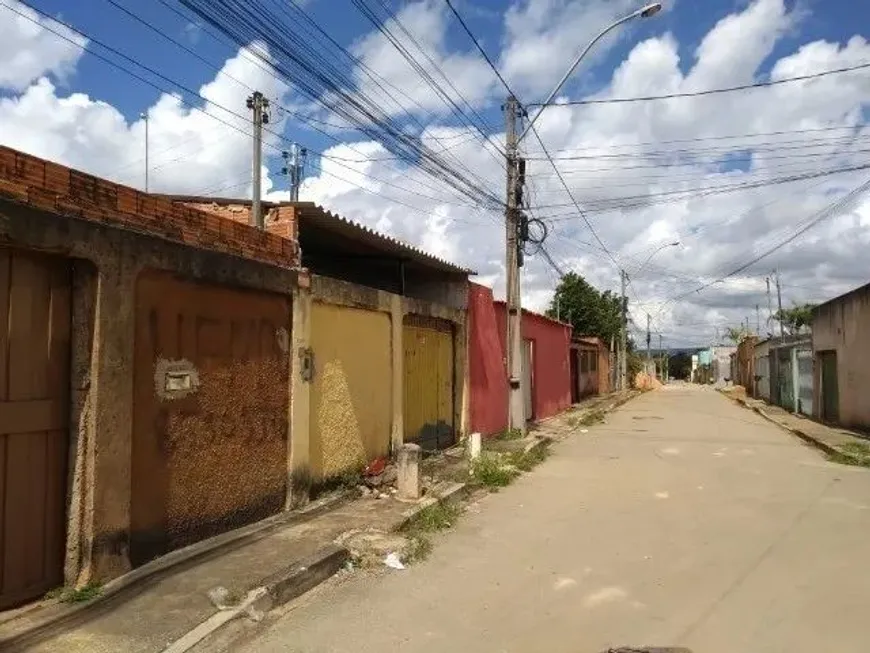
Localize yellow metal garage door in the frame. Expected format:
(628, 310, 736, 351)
(403, 315, 454, 451)
(310, 302, 391, 479)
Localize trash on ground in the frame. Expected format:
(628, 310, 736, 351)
(383, 552, 406, 570)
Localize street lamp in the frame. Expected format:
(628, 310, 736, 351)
(505, 2, 662, 426)
(634, 240, 680, 276)
(517, 2, 663, 145)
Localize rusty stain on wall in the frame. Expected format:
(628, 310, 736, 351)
(131, 270, 291, 565)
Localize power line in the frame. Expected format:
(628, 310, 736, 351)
(532, 61, 870, 106)
(3, 0, 500, 222)
(665, 175, 870, 303)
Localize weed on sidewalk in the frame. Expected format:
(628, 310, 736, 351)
(828, 442, 870, 467)
(401, 502, 463, 564)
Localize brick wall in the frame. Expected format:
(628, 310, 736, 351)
(0, 147, 299, 269)
(183, 201, 298, 243)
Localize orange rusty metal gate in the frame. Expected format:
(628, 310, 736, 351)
(0, 248, 70, 610)
(131, 271, 291, 567)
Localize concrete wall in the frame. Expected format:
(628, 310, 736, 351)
(467, 284, 508, 436)
(753, 339, 771, 400)
(0, 201, 299, 587)
(0, 147, 301, 587)
(491, 301, 573, 424)
(288, 274, 467, 479)
(813, 284, 870, 429)
(309, 302, 392, 479)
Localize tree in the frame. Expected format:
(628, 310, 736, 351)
(546, 272, 623, 344)
(774, 303, 815, 335)
(724, 325, 751, 344)
(668, 352, 693, 380)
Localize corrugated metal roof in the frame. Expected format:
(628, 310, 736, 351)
(295, 202, 475, 275)
(158, 195, 474, 276)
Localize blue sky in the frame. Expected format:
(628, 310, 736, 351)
(2, 0, 870, 345)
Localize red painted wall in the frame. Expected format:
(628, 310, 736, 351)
(468, 284, 509, 436)
(518, 310, 573, 420)
(468, 282, 572, 435)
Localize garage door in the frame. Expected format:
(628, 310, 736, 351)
(0, 248, 70, 609)
(403, 315, 455, 451)
(131, 271, 290, 566)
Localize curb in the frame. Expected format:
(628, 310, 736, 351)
(163, 545, 350, 653)
(0, 492, 352, 652)
(720, 391, 840, 458)
(398, 481, 469, 530)
(167, 485, 468, 653)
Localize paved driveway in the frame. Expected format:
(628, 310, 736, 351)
(237, 384, 870, 653)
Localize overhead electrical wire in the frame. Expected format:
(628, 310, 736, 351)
(5, 0, 502, 222)
(531, 61, 870, 106)
(664, 175, 870, 304)
(176, 0, 505, 211)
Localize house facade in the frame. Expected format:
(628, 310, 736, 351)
(467, 284, 575, 436)
(0, 146, 471, 609)
(812, 281, 870, 429)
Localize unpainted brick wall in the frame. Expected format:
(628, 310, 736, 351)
(0, 146, 299, 269)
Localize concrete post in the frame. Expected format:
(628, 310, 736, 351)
(287, 280, 312, 509)
(397, 443, 421, 501)
(390, 294, 404, 454)
(468, 432, 482, 461)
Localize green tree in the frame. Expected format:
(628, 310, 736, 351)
(774, 303, 815, 335)
(725, 325, 751, 344)
(668, 352, 693, 380)
(546, 272, 623, 344)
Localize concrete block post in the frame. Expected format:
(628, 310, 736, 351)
(468, 432, 481, 461)
(397, 443, 421, 501)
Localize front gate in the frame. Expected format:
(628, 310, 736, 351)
(0, 248, 70, 609)
(403, 315, 455, 451)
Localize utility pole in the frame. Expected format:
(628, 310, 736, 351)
(774, 269, 784, 338)
(646, 313, 652, 374)
(756, 304, 761, 335)
(504, 95, 525, 433)
(140, 112, 149, 193)
(619, 269, 628, 390)
(765, 275, 774, 336)
(247, 91, 270, 229)
(282, 143, 308, 201)
(658, 333, 663, 380)
(555, 294, 560, 322)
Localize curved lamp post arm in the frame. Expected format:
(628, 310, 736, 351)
(516, 2, 662, 145)
(634, 240, 680, 276)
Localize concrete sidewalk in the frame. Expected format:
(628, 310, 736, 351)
(0, 485, 463, 653)
(722, 387, 870, 464)
(0, 390, 636, 653)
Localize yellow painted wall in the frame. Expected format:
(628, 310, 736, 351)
(403, 324, 454, 447)
(310, 302, 392, 478)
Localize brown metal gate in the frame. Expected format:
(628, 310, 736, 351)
(131, 271, 291, 567)
(0, 248, 70, 609)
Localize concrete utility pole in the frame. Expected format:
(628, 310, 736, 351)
(504, 95, 525, 433)
(774, 269, 784, 338)
(766, 275, 774, 336)
(620, 269, 628, 390)
(646, 313, 652, 379)
(658, 333, 663, 379)
(140, 112, 149, 193)
(247, 91, 270, 229)
(756, 304, 761, 335)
